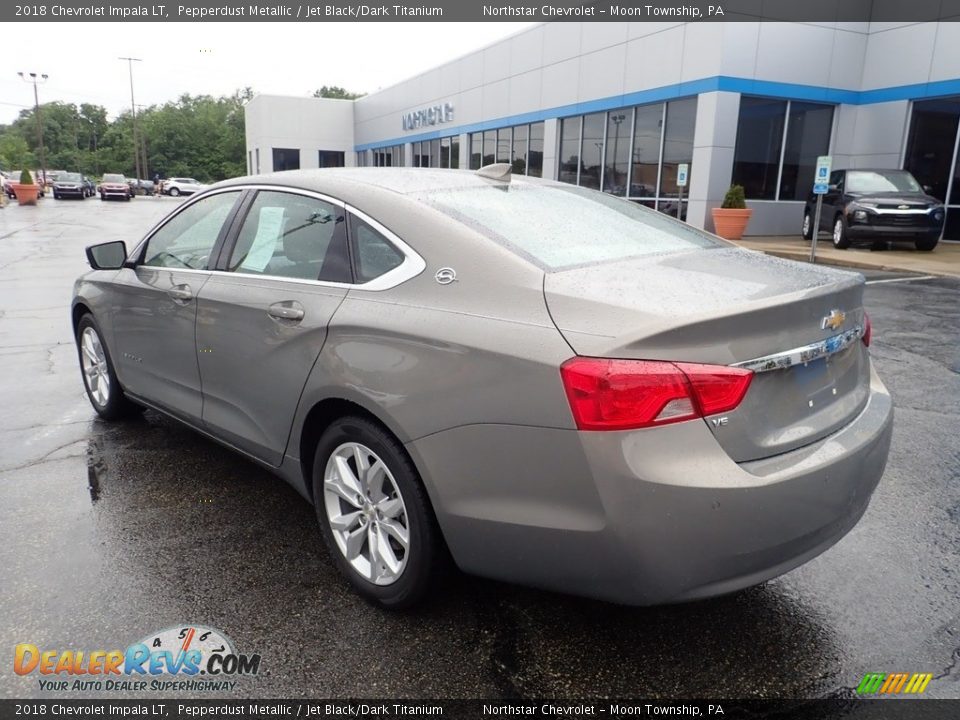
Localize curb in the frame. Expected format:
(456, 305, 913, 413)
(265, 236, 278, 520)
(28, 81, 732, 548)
(751, 249, 957, 278)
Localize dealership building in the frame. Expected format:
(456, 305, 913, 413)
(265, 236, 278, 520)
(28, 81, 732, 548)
(245, 20, 960, 239)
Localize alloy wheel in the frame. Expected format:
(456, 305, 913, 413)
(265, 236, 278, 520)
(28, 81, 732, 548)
(323, 442, 410, 586)
(833, 219, 843, 245)
(802, 214, 810, 237)
(80, 326, 111, 407)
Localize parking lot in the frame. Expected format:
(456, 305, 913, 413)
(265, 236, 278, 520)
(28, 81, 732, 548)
(0, 197, 957, 699)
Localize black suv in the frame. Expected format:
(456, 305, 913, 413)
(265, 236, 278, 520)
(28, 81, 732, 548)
(802, 168, 945, 251)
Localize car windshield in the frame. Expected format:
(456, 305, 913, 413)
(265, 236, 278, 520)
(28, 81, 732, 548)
(420, 183, 721, 270)
(846, 170, 922, 193)
(61, 173, 82, 182)
(102, 174, 125, 182)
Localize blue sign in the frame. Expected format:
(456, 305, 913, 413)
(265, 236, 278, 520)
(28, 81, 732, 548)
(813, 155, 832, 195)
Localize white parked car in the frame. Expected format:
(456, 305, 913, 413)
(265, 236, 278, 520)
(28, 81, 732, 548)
(163, 177, 208, 196)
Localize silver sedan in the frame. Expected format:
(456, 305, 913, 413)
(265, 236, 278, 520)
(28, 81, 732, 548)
(72, 167, 893, 608)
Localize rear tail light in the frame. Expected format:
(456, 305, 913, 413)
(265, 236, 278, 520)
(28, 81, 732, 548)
(862, 311, 872, 347)
(560, 357, 753, 431)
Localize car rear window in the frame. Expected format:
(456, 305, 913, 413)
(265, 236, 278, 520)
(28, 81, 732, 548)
(419, 183, 721, 270)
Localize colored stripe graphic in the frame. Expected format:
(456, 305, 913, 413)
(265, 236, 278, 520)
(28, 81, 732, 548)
(856, 672, 932, 695)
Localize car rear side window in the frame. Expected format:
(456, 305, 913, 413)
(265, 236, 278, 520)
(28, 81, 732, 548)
(227, 191, 351, 283)
(349, 214, 405, 283)
(142, 191, 240, 270)
(421, 183, 721, 270)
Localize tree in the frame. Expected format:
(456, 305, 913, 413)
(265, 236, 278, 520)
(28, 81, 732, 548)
(312, 85, 365, 100)
(0, 133, 33, 170)
(0, 88, 251, 181)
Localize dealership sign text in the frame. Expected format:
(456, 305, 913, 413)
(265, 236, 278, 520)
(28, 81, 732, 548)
(402, 103, 454, 131)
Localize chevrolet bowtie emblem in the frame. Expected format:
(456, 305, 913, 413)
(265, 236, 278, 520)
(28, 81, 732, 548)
(821, 309, 846, 331)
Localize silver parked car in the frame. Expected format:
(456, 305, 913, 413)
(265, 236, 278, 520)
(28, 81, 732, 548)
(72, 167, 893, 608)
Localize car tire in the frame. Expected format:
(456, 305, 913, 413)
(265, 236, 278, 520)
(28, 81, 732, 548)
(169, 187, 180, 197)
(75, 314, 143, 421)
(832, 215, 851, 249)
(100, 193, 105, 201)
(915, 237, 939, 251)
(801, 211, 814, 240)
(312, 416, 442, 609)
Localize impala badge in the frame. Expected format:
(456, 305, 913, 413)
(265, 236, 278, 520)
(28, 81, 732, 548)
(821, 309, 846, 331)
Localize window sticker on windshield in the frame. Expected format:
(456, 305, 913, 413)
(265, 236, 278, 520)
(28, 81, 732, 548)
(240, 207, 285, 272)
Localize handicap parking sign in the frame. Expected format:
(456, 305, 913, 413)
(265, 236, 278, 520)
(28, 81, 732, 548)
(813, 156, 832, 195)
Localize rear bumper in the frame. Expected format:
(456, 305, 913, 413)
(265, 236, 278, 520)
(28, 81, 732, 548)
(409, 366, 893, 605)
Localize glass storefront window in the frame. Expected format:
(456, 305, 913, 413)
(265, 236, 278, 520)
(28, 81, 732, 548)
(512, 125, 528, 174)
(272, 148, 300, 172)
(483, 130, 496, 166)
(440, 137, 450, 168)
(904, 98, 960, 204)
(778, 102, 834, 201)
(496, 128, 512, 164)
(528, 123, 544, 178)
(451, 136, 460, 169)
(470, 133, 482, 170)
(603, 110, 631, 196)
(659, 98, 696, 198)
(580, 113, 605, 190)
(558, 117, 581, 185)
(630, 104, 662, 199)
(732, 97, 787, 200)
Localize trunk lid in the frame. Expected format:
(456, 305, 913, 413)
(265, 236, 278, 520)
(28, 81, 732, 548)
(544, 247, 871, 462)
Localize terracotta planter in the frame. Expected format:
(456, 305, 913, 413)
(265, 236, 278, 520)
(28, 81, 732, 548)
(711, 207, 753, 240)
(12, 183, 40, 206)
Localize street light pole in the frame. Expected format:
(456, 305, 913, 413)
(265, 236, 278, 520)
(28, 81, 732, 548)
(18, 72, 49, 186)
(119, 57, 142, 182)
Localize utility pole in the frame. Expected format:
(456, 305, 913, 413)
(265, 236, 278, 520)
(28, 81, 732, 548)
(136, 103, 149, 182)
(18, 72, 49, 186)
(119, 57, 142, 182)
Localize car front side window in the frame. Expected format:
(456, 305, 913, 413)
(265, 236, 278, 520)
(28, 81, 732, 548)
(142, 191, 240, 270)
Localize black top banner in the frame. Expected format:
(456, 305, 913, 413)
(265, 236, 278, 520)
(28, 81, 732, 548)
(0, 699, 958, 720)
(3, 0, 960, 23)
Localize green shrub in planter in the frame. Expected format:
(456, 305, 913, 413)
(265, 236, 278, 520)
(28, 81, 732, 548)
(19, 169, 34, 185)
(721, 184, 746, 209)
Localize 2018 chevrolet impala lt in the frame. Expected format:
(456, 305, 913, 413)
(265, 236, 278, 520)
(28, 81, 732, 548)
(71, 167, 893, 608)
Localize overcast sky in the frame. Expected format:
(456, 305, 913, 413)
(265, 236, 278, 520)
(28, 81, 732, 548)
(0, 22, 537, 124)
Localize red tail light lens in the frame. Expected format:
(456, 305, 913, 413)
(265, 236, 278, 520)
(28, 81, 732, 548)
(862, 311, 872, 347)
(560, 358, 753, 431)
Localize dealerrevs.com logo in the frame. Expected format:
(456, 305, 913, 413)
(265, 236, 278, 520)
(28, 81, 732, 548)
(14, 625, 261, 692)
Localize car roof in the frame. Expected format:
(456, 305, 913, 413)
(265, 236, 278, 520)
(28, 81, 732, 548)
(213, 167, 558, 201)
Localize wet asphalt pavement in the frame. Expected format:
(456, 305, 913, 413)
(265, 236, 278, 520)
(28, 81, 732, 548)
(0, 197, 957, 700)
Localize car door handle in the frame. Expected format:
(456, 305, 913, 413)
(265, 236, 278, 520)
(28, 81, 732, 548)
(167, 284, 193, 303)
(268, 302, 305, 321)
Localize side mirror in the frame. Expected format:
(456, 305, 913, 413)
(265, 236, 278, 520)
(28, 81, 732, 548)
(85, 241, 128, 270)
(923, 185, 934, 194)
(828, 183, 839, 192)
